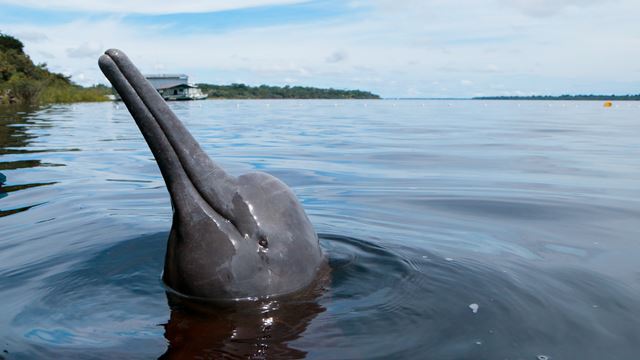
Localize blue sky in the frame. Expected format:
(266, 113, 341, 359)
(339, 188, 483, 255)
(1, 0, 639, 98)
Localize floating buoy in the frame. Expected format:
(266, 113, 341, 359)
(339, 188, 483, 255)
(603, 101, 613, 107)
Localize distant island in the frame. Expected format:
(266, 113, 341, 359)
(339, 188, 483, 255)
(0, 32, 109, 105)
(474, 94, 640, 101)
(196, 83, 380, 99)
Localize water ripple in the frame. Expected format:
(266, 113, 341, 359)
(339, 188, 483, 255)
(1, 100, 640, 359)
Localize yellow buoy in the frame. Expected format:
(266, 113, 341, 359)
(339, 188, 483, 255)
(603, 101, 613, 108)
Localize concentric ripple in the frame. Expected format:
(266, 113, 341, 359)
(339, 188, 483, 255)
(305, 234, 640, 360)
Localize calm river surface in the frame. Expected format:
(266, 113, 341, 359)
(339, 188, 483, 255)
(1, 100, 639, 359)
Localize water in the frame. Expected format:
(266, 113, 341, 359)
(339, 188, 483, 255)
(1, 100, 639, 359)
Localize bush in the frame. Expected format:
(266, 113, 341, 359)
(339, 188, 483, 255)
(6, 73, 42, 104)
(40, 82, 110, 103)
(0, 32, 111, 104)
(0, 33, 24, 53)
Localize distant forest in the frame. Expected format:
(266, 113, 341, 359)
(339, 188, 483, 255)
(197, 83, 380, 99)
(474, 94, 640, 101)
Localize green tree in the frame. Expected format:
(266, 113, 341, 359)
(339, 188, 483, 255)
(0, 32, 24, 53)
(6, 73, 43, 104)
(0, 32, 110, 104)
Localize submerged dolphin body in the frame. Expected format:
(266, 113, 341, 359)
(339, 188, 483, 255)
(98, 49, 325, 300)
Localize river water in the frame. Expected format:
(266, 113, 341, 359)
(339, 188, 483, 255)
(1, 100, 639, 359)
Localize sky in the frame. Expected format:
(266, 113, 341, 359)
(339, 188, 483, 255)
(1, 0, 639, 98)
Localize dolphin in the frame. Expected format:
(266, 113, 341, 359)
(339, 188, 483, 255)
(98, 49, 326, 301)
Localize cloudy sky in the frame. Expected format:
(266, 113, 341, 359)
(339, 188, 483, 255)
(1, 0, 639, 98)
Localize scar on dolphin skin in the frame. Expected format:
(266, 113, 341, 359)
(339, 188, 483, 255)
(99, 49, 328, 302)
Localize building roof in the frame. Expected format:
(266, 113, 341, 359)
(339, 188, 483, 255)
(144, 74, 188, 79)
(156, 83, 198, 90)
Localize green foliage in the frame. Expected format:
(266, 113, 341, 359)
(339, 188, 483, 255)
(0, 32, 24, 53)
(6, 73, 42, 104)
(197, 83, 380, 99)
(1, 31, 376, 103)
(40, 83, 110, 103)
(474, 94, 640, 101)
(0, 32, 109, 105)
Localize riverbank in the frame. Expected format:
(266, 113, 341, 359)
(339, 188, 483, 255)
(474, 95, 640, 101)
(2, 32, 379, 103)
(0, 33, 110, 105)
(197, 83, 380, 99)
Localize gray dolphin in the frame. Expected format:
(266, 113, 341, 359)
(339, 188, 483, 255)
(98, 49, 326, 301)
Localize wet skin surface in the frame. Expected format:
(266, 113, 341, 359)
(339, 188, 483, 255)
(99, 50, 326, 301)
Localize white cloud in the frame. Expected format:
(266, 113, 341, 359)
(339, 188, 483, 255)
(4, 0, 639, 97)
(66, 41, 103, 58)
(37, 51, 55, 59)
(502, 0, 609, 17)
(326, 50, 348, 63)
(12, 30, 48, 42)
(0, 0, 309, 14)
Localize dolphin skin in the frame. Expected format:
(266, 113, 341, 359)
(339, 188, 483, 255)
(98, 49, 325, 301)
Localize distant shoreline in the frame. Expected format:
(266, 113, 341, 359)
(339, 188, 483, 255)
(385, 96, 640, 101)
(196, 83, 380, 100)
(473, 95, 640, 101)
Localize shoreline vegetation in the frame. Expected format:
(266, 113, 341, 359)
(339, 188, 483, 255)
(0, 32, 379, 105)
(473, 95, 640, 101)
(2, 32, 635, 104)
(0, 32, 110, 105)
(197, 83, 380, 99)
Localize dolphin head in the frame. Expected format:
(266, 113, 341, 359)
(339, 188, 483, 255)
(98, 49, 325, 300)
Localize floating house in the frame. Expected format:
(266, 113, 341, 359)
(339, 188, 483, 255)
(143, 74, 207, 101)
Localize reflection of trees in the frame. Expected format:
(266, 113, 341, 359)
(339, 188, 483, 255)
(0, 171, 5, 200)
(0, 105, 57, 216)
(0, 105, 36, 155)
(0, 105, 35, 205)
(161, 266, 330, 359)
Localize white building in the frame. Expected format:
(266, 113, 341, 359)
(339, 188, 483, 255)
(143, 74, 207, 101)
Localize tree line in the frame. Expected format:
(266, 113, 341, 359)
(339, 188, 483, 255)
(474, 94, 640, 101)
(1, 32, 379, 104)
(197, 83, 380, 99)
(0, 32, 109, 105)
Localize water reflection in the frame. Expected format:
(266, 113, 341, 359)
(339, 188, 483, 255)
(0, 171, 6, 200)
(161, 273, 328, 359)
(0, 106, 33, 154)
(0, 106, 57, 217)
(0, 202, 45, 217)
(2, 101, 640, 359)
(8, 231, 329, 359)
